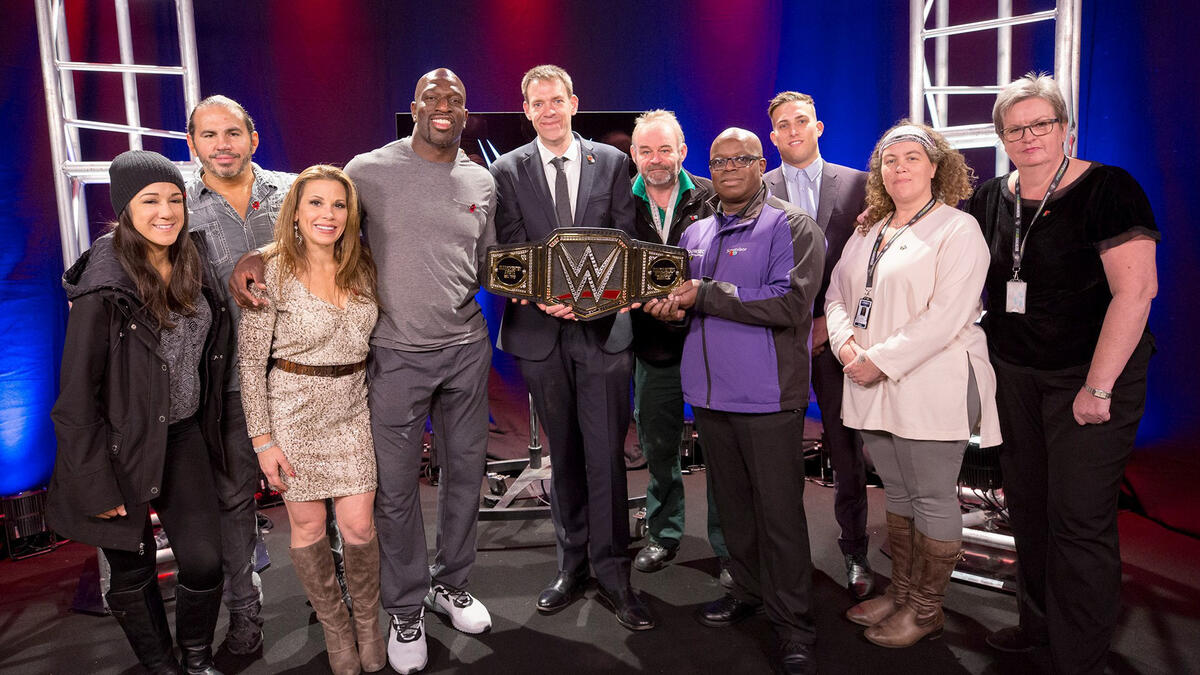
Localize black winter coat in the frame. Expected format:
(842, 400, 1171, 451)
(45, 232, 232, 552)
(630, 171, 716, 366)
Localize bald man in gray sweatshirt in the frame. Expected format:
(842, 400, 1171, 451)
(345, 68, 495, 675)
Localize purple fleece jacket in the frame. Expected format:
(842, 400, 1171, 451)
(678, 185, 824, 413)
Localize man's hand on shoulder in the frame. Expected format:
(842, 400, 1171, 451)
(230, 250, 268, 309)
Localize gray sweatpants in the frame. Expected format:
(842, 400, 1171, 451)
(368, 338, 491, 615)
(861, 363, 981, 541)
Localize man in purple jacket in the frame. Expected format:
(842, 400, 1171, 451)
(646, 127, 824, 675)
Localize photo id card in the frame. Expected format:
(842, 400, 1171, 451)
(1006, 279, 1027, 314)
(853, 296, 873, 329)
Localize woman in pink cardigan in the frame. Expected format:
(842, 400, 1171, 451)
(825, 121, 1001, 649)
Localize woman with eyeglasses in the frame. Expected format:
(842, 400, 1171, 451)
(965, 73, 1159, 675)
(825, 122, 1001, 649)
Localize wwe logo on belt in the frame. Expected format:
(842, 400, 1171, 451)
(556, 243, 623, 304)
(484, 228, 686, 320)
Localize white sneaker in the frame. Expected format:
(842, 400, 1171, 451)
(387, 610, 427, 674)
(423, 583, 493, 634)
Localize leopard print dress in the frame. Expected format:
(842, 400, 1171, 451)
(238, 258, 378, 501)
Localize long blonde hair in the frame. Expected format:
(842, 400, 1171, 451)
(264, 164, 376, 301)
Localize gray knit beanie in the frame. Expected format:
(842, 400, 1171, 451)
(108, 150, 187, 217)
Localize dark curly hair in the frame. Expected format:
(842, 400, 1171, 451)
(863, 120, 975, 225)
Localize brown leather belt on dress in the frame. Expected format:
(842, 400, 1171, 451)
(273, 357, 366, 377)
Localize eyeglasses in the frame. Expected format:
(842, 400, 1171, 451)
(708, 155, 762, 171)
(999, 118, 1061, 142)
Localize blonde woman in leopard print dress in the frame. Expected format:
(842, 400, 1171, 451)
(238, 165, 385, 674)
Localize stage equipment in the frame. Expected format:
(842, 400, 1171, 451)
(36, 0, 202, 269)
(909, 0, 1081, 175)
(478, 395, 646, 532)
(954, 439, 1016, 592)
(2, 489, 62, 560)
(484, 228, 690, 320)
(679, 420, 702, 474)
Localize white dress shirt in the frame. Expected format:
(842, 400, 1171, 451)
(782, 155, 824, 220)
(536, 136, 581, 220)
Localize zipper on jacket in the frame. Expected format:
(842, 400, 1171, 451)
(701, 313, 713, 408)
(698, 228, 729, 409)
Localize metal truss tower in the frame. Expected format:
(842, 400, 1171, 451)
(35, 0, 201, 269)
(909, 0, 1082, 175)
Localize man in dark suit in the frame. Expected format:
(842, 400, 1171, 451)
(764, 91, 874, 600)
(489, 64, 653, 631)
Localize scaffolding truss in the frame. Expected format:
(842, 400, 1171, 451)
(35, 0, 201, 269)
(909, 0, 1081, 175)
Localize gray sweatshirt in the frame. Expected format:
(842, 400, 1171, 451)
(345, 137, 496, 352)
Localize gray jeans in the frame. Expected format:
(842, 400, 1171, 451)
(216, 391, 262, 612)
(861, 362, 981, 541)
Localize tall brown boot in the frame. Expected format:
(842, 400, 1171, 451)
(290, 537, 361, 675)
(342, 535, 386, 673)
(846, 512, 916, 627)
(864, 530, 962, 648)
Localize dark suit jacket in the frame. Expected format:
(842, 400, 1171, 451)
(763, 160, 867, 318)
(490, 133, 637, 360)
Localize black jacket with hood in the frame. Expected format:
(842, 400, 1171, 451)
(45, 232, 231, 552)
(630, 170, 716, 366)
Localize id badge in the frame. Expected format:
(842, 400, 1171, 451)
(853, 296, 873, 329)
(1006, 279, 1027, 314)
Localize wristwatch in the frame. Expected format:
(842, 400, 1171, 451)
(1084, 384, 1112, 400)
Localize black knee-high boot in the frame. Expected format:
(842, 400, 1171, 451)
(106, 577, 183, 675)
(175, 582, 224, 674)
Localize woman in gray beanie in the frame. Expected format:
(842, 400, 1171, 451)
(46, 150, 232, 674)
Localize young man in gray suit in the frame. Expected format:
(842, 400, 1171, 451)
(764, 91, 874, 600)
(489, 64, 654, 631)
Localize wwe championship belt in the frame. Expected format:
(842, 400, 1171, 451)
(484, 227, 691, 320)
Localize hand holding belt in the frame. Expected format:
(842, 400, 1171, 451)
(484, 227, 691, 320)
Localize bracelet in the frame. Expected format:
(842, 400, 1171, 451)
(1084, 384, 1112, 400)
(253, 439, 278, 454)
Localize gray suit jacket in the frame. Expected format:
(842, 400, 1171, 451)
(764, 161, 867, 317)
(490, 132, 636, 360)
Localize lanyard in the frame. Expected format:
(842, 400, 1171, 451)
(647, 182, 681, 244)
(1011, 156, 1069, 279)
(864, 197, 937, 293)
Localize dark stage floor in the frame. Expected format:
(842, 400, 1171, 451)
(3, 467, 1199, 675)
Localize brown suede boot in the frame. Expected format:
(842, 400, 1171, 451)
(864, 530, 962, 648)
(342, 535, 386, 673)
(846, 512, 915, 627)
(290, 538, 361, 675)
